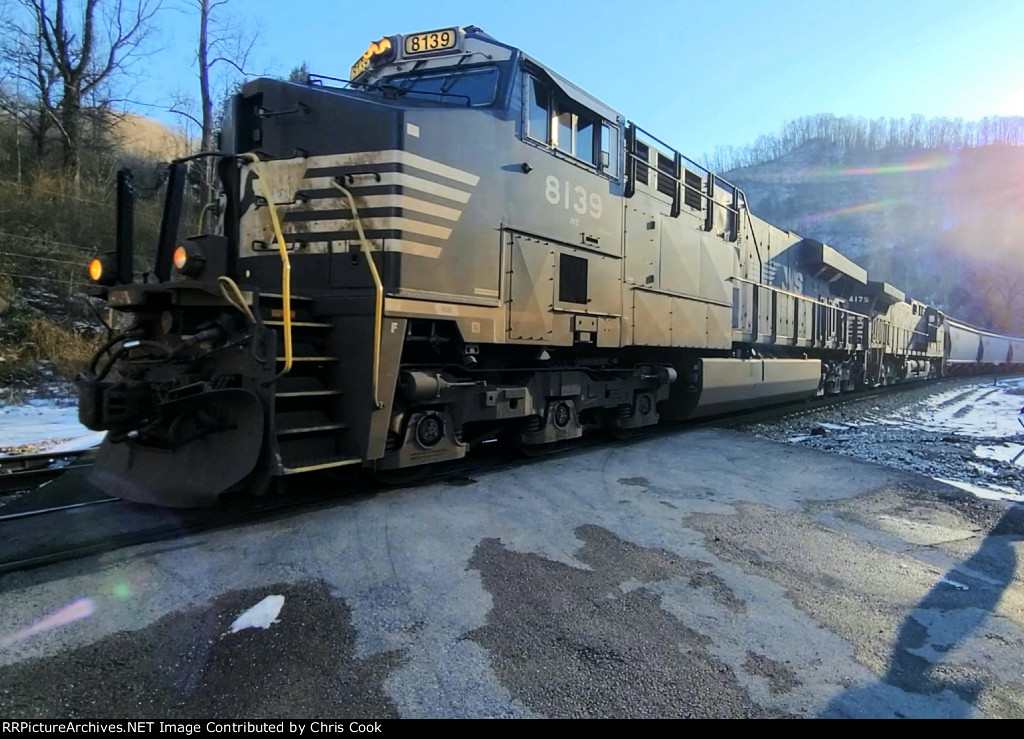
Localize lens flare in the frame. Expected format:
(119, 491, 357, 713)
(785, 152, 956, 180)
(835, 153, 955, 177)
(1, 598, 95, 647)
(799, 198, 906, 223)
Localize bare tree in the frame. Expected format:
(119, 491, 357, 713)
(1, 0, 163, 179)
(0, 12, 58, 163)
(169, 0, 256, 223)
(708, 113, 1024, 172)
(195, 0, 255, 154)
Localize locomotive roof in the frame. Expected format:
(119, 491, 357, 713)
(519, 54, 622, 124)
(801, 239, 868, 285)
(461, 25, 622, 123)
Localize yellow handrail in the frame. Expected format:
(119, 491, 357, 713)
(240, 153, 293, 375)
(217, 275, 256, 324)
(331, 180, 384, 409)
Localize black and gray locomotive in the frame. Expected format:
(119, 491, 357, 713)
(78, 25, 1024, 506)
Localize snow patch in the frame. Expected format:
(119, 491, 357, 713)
(935, 477, 1024, 502)
(47, 431, 108, 453)
(0, 399, 102, 455)
(885, 380, 1024, 438)
(968, 461, 998, 475)
(226, 595, 285, 634)
(974, 443, 1024, 468)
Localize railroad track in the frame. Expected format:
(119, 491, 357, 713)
(0, 449, 93, 495)
(0, 375, 1008, 578)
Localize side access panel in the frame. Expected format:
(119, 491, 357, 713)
(507, 233, 557, 343)
(631, 289, 731, 349)
(507, 231, 622, 346)
(795, 299, 813, 346)
(631, 289, 672, 346)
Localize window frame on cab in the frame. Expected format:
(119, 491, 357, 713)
(379, 62, 505, 107)
(522, 68, 619, 180)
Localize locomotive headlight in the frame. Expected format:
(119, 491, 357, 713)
(371, 37, 394, 66)
(350, 36, 396, 79)
(172, 243, 206, 277)
(88, 254, 117, 286)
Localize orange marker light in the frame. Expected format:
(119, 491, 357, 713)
(89, 258, 103, 282)
(173, 245, 188, 271)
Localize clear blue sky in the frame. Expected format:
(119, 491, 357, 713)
(137, 0, 1024, 159)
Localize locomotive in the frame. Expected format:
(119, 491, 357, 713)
(78, 25, 1024, 506)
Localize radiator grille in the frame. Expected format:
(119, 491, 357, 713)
(634, 141, 650, 187)
(559, 253, 588, 305)
(684, 170, 703, 210)
(657, 153, 676, 197)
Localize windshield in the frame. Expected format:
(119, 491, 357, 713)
(381, 65, 499, 106)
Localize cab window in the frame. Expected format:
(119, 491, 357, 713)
(601, 123, 618, 175)
(527, 77, 550, 143)
(382, 65, 499, 106)
(574, 117, 595, 165)
(525, 73, 618, 176)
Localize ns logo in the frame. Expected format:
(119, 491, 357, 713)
(761, 260, 804, 293)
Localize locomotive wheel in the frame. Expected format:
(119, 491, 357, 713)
(416, 413, 444, 447)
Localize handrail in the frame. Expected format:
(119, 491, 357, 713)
(624, 122, 749, 245)
(218, 276, 257, 324)
(305, 72, 473, 106)
(733, 275, 939, 346)
(628, 122, 745, 195)
(625, 149, 740, 216)
(240, 153, 293, 375)
(732, 276, 884, 323)
(740, 194, 765, 270)
(331, 180, 384, 410)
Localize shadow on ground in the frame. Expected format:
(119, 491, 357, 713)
(823, 504, 1024, 718)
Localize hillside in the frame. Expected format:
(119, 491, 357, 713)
(725, 141, 1024, 333)
(110, 113, 191, 161)
(0, 111, 177, 394)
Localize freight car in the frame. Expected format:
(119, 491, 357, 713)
(77, 25, 1024, 506)
(945, 319, 1019, 372)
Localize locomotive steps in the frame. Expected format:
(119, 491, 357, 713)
(259, 292, 361, 476)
